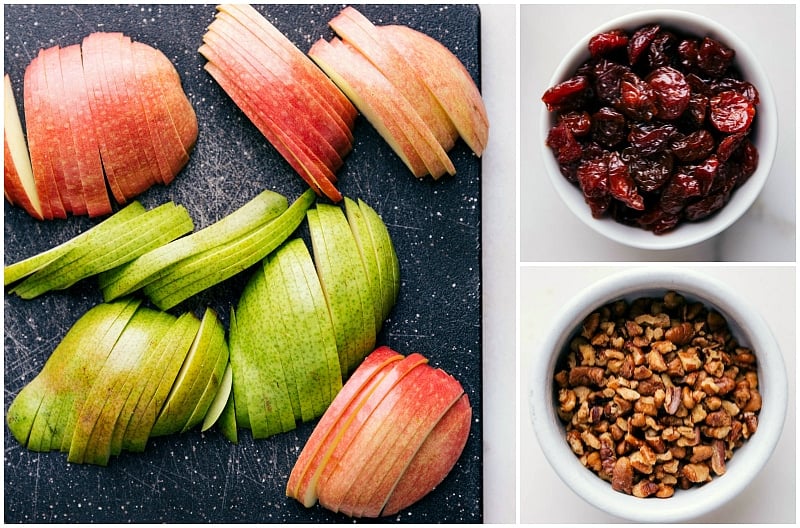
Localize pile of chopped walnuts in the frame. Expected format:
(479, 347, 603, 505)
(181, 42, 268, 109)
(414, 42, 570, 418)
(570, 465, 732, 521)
(554, 291, 761, 498)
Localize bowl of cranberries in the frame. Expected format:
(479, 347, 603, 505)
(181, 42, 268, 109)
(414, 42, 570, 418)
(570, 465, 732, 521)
(540, 10, 777, 250)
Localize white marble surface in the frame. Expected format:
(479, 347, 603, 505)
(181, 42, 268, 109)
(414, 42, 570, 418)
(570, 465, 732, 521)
(520, 4, 796, 262)
(519, 266, 796, 523)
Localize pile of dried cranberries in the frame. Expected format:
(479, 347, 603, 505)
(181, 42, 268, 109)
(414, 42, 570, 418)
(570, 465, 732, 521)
(542, 24, 760, 234)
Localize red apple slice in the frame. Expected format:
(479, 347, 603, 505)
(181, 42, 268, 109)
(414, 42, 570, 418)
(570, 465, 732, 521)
(81, 32, 127, 204)
(286, 346, 404, 506)
(130, 41, 190, 185)
(200, 46, 342, 202)
(58, 44, 113, 217)
(219, 3, 357, 128)
(381, 24, 489, 157)
(326, 363, 465, 517)
(309, 37, 455, 180)
(329, 7, 457, 151)
(24, 50, 64, 219)
(209, 12, 351, 165)
(4, 74, 44, 219)
(204, 19, 345, 173)
(382, 392, 472, 516)
(41, 45, 85, 215)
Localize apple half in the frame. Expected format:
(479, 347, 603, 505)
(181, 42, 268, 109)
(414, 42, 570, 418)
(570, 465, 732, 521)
(6, 32, 196, 220)
(286, 346, 472, 518)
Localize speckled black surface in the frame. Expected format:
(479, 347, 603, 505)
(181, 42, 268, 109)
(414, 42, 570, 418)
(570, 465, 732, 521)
(3, 4, 483, 524)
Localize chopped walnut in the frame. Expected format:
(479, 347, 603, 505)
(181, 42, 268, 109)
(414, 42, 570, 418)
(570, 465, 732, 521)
(555, 291, 761, 498)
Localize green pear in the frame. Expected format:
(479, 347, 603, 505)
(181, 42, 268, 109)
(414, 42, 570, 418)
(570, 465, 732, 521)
(66, 306, 165, 465)
(144, 188, 315, 310)
(4, 201, 146, 286)
(358, 198, 400, 320)
(227, 308, 251, 430)
(343, 197, 382, 329)
(149, 308, 226, 437)
(275, 238, 342, 416)
(10, 202, 193, 299)
(216, 387, 238, 444)
(308, 203, 375, 375)
(122, 311, 201, 453)
(99, 189, 288, 300)
(200, 362, 233, 433)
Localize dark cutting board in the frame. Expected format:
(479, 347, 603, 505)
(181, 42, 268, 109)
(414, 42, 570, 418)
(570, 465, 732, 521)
(3, 4, 483, 524)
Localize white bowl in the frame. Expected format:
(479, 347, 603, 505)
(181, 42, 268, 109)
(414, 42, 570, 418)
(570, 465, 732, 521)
(528, 268, 787, 522)
(539, 9, 778, 250)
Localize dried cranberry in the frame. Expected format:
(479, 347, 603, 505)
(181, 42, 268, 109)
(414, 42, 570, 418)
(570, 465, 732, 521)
(683, 93, 709, 128)
(671, 130, 715, 162)
(542, 75, 590, 112)
(677, 39, 698, 69)
(577, 157, 612, 218)
(630, 152, 673, 192)
(628, 24, 660, 65)
(607, 152, 645, 210)
(648, 31, 677, 69)
(660, 172, 702, 215)
(712, 78, 760, 104)
(628, 123, 676, 156)
(697, 37, 735, 77)
(691, 155, 720, 195)
(617, 72, 658, 121)
(589, 29, 629, 57)
(591, 107, 627, 147)
(710, 91, 755, 133)
(558, 111, 593, 137)
(716, 133, 745, 162)
(546, 122, 583, 164)
(646, 66, 690, 120)
(593, 59, 629, 105)
(685, 191, 727, 221)
(638, 206, 680, 234)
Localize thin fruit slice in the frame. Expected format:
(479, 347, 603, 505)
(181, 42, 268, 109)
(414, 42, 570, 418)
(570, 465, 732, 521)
(214, 380, 238, 444)
(381, 24, 489, 156)
(4, 74, 43, 219)
(359, 198, 400, 321)
(181, 331, 230, 433)
(58, 44, 112, 217)
(382, 393, 472, 516)
(200, 363, 233, 433)
(143, 189, 315, 310)
(286, 346, 404, 506)
(343, 197, 382, 329)
(329, 7, 456, 150)
(99, 189, 287, 300)
(4, 201, 145, 286)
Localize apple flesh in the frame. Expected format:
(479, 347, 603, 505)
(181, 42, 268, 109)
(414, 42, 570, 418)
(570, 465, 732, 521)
(4, 74, 44, 219)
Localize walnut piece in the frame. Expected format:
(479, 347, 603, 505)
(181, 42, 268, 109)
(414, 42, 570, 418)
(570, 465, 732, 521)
(555, 291, 761, 498)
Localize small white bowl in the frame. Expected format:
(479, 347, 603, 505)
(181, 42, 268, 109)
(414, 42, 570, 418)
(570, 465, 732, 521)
(540, 10, 778, 250)
(528, 268, 787, 522)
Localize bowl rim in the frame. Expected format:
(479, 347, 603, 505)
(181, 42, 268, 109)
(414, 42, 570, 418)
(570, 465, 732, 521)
(539, 8, 778, 250)
(528, 267, 788, 522)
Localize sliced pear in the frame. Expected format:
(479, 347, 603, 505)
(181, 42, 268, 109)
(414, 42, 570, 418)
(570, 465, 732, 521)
(181, 333, 230, 433)
(216, 387, 238, 444)
(143, 188, 314, 310)
(359, 198, 400, 320)
(99, 189, 287, 300)
(343, 197, 383, 329)
(200, 363, 233, 433)
(227, 307, 252, 431)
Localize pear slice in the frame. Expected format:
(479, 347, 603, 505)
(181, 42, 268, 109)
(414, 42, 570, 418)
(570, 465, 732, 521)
(280, 238, 342, 409)
(4, 201, 145, 286)
(286, 346, 403, 506)
(200, 362, 233, 433)
(149, 308, 226, 437)
(80, 308, 171, 466)
(343, 197, 382, 329)
(10, 201, 193, 299)
(216, 387, 238, 444)
(66, 305, 160, 465)
(181, 332, 230, 433)
(143, 188, 314, 310)
(227, 307, 251, 431)
(99, 189, 287, 300)
(358, 199, 400, 321)
(122, 311, 200, 453)
(108, 310, 176, 456)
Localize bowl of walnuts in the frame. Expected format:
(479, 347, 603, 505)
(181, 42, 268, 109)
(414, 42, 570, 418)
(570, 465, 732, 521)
(539, 9, 777, 250)
(528, 267, 787, 522)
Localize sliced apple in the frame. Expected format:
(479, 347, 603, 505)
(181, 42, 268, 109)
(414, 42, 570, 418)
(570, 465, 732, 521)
(58, 44, 112, 217)
(4, 73, 44, 219)
(381, 24, 489, 156)
(329, 7, 457, 151)
(382, 393, 472, 516)
(218, 3, 357, 128)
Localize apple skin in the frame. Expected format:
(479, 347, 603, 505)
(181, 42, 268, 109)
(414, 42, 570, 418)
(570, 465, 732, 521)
(218, 3, 357, 129)
(382, 392, 472, 516)
(329, 6, 457, 151)
(4, 74, 44, 220)
(287, 346, 403, 506)
(58, 44, 113, 217)
(381, 24, 489, 157)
